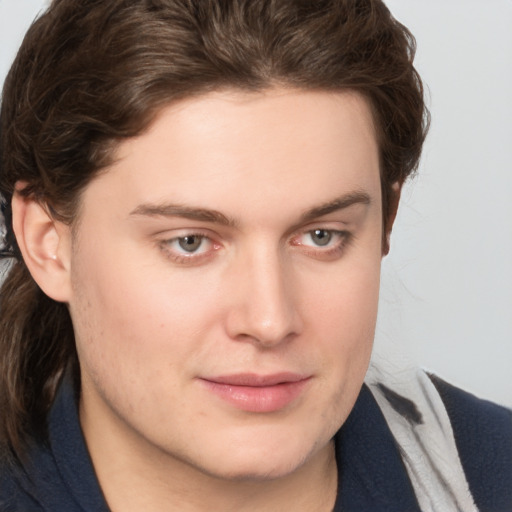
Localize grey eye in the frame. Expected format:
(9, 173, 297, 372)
(310, 229, 332, 246)
(178, 235, 204, 252)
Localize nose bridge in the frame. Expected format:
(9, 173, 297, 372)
(227, 242, 300, 346)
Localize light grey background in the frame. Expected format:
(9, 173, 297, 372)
(377, 0, 512, 406)
(1, 1, 511, 406)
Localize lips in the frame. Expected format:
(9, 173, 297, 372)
(198, 373, 311, 413)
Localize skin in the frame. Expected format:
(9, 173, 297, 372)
(15, 88, 388, 511)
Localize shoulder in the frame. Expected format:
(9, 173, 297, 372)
(365, 360, 511, 511)
(0, 372, 110, 512)
(0, 461, 19, 512)
(430, 375, 512, 512)
(0, 457, 44, 512)
(0, 436, 101, 512)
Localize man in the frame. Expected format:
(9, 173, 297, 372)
(0, 1, 510, 510)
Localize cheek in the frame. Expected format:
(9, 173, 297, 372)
(69, 259, 215, 433)
(305, 256, 381, 341)
(303, 258, 380, 404)
(69, 244, 224, 382)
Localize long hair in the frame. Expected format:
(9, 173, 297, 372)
(0, 0, 429, 461)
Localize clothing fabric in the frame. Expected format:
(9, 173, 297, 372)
(366, 361, 478, 511)
(1, 367, 511, 512)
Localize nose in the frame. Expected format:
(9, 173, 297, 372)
(225, 247, 303, 348)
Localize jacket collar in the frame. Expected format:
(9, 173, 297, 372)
(333, 384, 421, 512)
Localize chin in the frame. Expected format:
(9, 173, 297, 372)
(204, 453, 310, 482)
(189, 431, 330, 483)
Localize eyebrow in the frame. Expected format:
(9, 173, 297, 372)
(130, 203, 237, 227)
(299, 191, 371, 223)
(129, 191, 371, 226)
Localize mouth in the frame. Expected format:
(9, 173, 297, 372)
(198, 373, 311, 413)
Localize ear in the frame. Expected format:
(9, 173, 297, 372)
(11, 183, 72, 302)
(382, 181, 402, 256)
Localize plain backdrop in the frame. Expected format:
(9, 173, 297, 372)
(1, 0, 511, 406)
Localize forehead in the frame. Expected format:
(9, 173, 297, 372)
(79, 88, 381, 225)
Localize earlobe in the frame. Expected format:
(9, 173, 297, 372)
(382, 181, 402, 256)
(11, 185, 72, 302)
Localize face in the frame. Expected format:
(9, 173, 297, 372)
(67, 89, 383, 481)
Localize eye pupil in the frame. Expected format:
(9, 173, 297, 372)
(311, 229, 331, 246)
(178, 235, 202, 252)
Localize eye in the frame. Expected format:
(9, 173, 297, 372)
(175, 235, 207, 253)
(290, 228, 351, 260)
(307, 229, 334, 247)
(159, 232, 219, 264)
(300, 229, 346, 248)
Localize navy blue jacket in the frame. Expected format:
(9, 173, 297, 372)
(1, 375, 511, 511)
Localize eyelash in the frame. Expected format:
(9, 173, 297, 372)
(158, 228, 352, 265)
(159, 232, 219, 264)
(290, 229, 352, 260)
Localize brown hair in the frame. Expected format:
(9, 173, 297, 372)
(0, 0, 429, 461)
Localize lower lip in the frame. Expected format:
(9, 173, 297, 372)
(199, 378, 310, 413)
